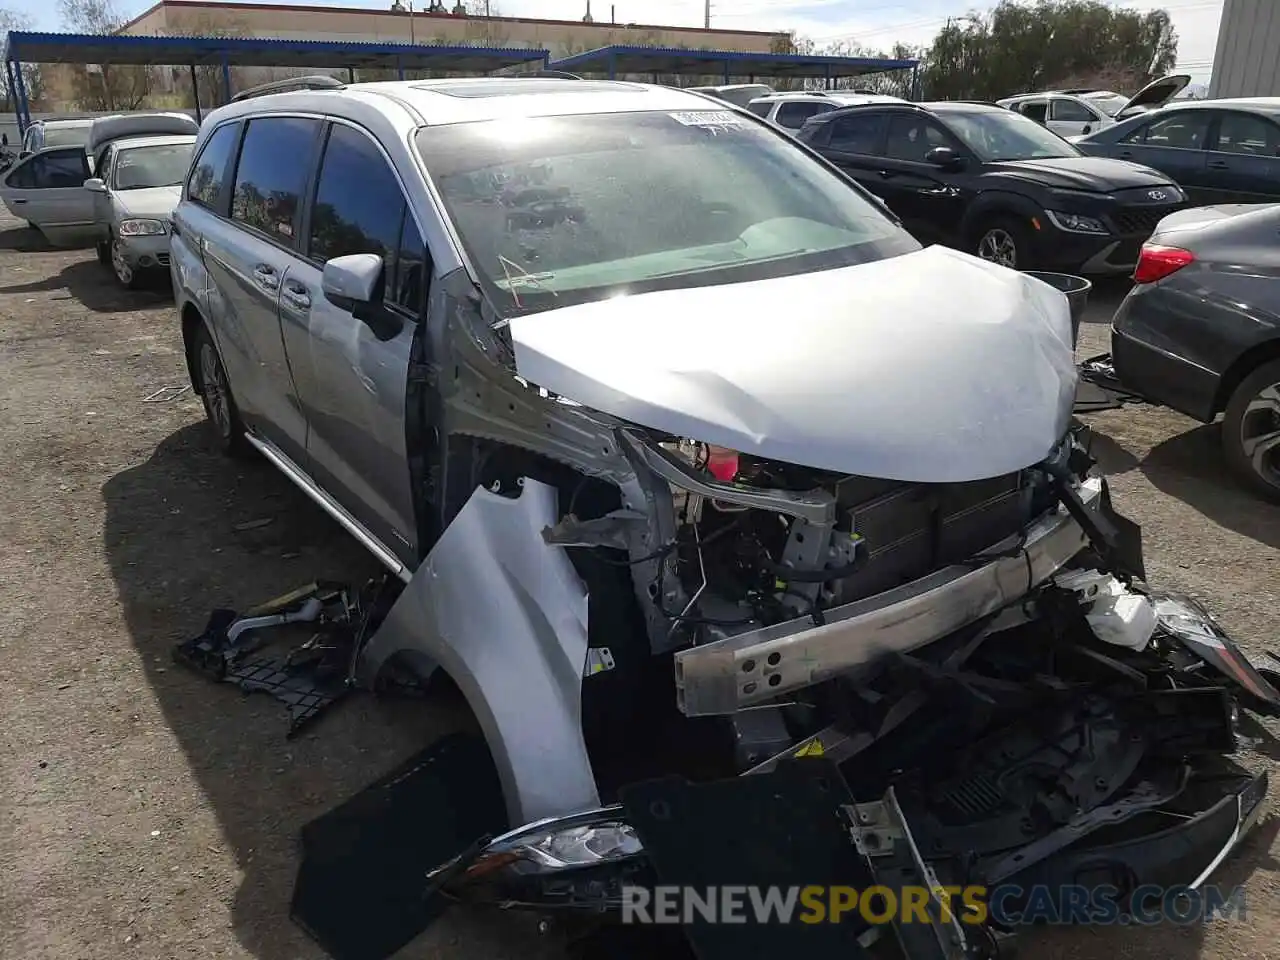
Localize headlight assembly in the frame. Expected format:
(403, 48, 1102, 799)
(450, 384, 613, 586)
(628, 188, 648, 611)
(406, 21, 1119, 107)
(119, 218, 167, 237)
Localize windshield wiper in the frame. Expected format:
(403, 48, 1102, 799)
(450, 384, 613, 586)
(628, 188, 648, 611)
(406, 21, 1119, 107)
(497, 254, 558, 310)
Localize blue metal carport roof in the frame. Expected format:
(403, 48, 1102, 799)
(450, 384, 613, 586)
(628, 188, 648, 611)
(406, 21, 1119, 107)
(3, 30, 550, 130)
(547, 44, 918, 82)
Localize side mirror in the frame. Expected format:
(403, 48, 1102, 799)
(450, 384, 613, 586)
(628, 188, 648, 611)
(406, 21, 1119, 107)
(18, 149, 31, 160)
(1082, 124, 1093, 135)
(924, 146, 965, 170)
(322, 253, 383, 306)
(84, 177, 107, 193)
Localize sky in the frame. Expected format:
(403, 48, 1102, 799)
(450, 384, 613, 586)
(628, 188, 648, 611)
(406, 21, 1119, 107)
(6, 0, 1226, 83)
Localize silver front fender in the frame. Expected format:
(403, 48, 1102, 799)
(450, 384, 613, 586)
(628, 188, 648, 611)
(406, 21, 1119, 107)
(356, 479, 601, 825)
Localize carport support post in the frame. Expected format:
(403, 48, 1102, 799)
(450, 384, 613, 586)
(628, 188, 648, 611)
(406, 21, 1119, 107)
(824, 65, 832, 90)
(189, 64, 202, 123)
(722, 60, 730, 83)
(221, 56, 232, 105)
(347, 66, 355, 83)
(397, 57, 404, 80)
(607, 50, 616, 80)
(911, 64, 920, 100)
(12, 56, 31, 134)
(3, 60, 18, 132)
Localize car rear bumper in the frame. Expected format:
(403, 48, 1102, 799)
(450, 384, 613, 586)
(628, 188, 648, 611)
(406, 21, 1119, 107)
(1111, 293, 1221, 422)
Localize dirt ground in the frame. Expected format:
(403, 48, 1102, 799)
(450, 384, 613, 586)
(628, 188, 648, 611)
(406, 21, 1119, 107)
(2, 206, 1279, 960)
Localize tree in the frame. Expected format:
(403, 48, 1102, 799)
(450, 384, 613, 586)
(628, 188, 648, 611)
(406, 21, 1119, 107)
(171, 13, 248, 109)
(1, 6, 45, 110)
(58, 0, 156, 110)
(919, 0, 1177, 101)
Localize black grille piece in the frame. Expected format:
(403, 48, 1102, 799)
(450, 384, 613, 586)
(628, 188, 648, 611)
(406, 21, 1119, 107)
(1110, 205, 1182, 236)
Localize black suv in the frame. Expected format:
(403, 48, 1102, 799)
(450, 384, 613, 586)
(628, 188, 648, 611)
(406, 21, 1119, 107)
(796, 101, 1188, 274)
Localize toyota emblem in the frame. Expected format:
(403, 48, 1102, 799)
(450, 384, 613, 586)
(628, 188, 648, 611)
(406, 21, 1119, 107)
(1147, 189, 1168, 201)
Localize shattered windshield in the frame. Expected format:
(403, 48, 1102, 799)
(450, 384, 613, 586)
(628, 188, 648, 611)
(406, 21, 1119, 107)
(415, 110, 917, 317)
(942, 109, 1082, 161)
(113, 143, 195, 190)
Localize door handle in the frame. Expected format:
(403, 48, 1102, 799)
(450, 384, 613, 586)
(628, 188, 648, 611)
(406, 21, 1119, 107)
(11, 197, 26, 204)
(919, 186, 955, 196)
(878, 170, 894, 178)
(252, 263, 279, 290)
(1118, 151, 1134, 160)
(1207, 159, 1230, 170)
(282, 282, 311, 310)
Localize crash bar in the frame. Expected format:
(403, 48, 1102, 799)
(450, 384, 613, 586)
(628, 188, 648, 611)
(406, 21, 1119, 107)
(674, 477, 1104, 715)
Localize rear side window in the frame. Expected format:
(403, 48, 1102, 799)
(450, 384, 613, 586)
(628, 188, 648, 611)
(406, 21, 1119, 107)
(1018, 101, 1049, 124)
(308, 123, 427, 314)
(828, 113, 886, 154)
(230, 117, 321, 246)
(1049, 98, 1096, 123)
(1215, 112, 1280, 156)
(745, 101, 772, 119)
(776, 101, 828, 130)
(187, 122, 240, 211)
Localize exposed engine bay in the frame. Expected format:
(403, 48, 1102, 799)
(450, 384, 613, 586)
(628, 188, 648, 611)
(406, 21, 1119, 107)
(243, 415, 1280, 960)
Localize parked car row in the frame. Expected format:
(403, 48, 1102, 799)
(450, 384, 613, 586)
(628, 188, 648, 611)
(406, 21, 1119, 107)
(1, 81, 1277, 503)
(0, 112, 197, 284)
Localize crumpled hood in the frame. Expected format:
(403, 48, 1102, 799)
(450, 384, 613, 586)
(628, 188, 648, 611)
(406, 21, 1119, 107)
(507, 246, 1077, 483)
(113, 185, 181, 221)
(987, 156, 1172, 191)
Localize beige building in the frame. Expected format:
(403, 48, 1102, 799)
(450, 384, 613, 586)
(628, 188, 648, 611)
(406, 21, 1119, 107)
(118, 0, 784, 59)
(36, 1, 785, 108)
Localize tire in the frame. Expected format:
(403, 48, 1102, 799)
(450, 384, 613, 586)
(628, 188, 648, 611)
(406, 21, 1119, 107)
(96, 240, 110, 266)
(973, 215, 1033, 270)
(1221, 357, 1280, 502)
(193, 323, 252, 458)
(109, 238, 141, 290)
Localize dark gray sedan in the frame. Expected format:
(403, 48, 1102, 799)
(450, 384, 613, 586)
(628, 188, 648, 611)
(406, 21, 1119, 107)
(1111, 203, 1280, 499)
(1074, 98, 1280, 205)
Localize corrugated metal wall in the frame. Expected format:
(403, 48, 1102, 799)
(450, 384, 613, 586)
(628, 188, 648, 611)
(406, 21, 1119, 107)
(1209, 0, 1280, 98)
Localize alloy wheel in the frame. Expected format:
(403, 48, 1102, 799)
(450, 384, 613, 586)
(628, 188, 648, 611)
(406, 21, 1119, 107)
(1240, 382, 1280, 489)
(110, 239, 134, 287)
(200, 341, 232, 439)
(977, 228, 1018, 268)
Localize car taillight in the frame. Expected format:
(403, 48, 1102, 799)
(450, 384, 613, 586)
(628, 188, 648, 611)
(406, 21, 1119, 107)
(1133, 244, 1195, 284)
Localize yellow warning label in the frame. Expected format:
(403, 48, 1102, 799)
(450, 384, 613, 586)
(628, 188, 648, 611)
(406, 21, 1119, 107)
(794, 739, 825, 758)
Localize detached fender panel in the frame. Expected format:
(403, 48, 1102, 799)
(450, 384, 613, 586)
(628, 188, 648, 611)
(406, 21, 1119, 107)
(357, 478, 601, 825)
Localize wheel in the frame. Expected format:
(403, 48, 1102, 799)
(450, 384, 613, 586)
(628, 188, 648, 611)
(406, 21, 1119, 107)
(109, 238, 141, 289)
(1222, 358, 1280, 501)
(193, 324, 252, 458)
(973, 215, 1032, 270)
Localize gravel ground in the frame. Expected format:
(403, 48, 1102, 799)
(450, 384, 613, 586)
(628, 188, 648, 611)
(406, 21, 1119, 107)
(2, 208, 1279, 960)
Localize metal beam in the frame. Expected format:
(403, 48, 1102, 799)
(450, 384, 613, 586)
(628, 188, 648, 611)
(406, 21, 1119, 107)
(189, 63, 202, 123)
(221, 56, 232, 104)
(13, 57, 31, 134)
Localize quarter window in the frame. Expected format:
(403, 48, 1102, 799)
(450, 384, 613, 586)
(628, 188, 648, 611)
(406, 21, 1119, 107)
(230, 117, 320, 245)
(745, 100, 772, 119)
(187, 122, 241, 211)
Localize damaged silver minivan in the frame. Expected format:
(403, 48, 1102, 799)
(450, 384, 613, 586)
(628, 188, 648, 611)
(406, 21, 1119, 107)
(172, 76, 1278, 960)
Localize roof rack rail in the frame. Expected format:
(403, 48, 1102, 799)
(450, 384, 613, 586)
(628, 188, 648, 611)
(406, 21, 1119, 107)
(230, 75, 345, 103)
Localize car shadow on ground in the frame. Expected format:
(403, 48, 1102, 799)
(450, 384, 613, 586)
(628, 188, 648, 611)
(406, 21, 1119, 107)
(0, 257, 172, 312)
(1139, 423, 1280, 551)
(100, 423, 548, 960)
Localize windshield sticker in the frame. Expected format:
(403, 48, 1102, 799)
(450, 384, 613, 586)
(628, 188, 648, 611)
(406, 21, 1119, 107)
(669, 111, 744, 132)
